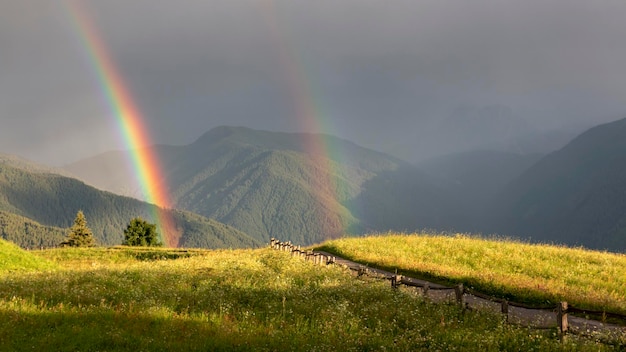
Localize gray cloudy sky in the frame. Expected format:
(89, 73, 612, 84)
(1, 0, 626, 165)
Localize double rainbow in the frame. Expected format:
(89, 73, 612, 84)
(64, 1, 178, 246)
(64, 0, 351, 245)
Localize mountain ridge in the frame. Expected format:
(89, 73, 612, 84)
(0, 162, 259, 249)
(65, 126, 418, 245)
(60, 121, 626, 251)
(490, 117, 626, 250)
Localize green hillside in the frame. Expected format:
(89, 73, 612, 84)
(0, 238, 56, 272)
(316, 234, 626, 315)
(0, 211, 66, 248)
(491, 117, 626, 251)
(0, 163, 259, 249)
(67, 126, 435, 245)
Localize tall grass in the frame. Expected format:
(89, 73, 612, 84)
(316, 233, 626, 315)
(0, 239, 57, 272)
(0, 246, 620, 351)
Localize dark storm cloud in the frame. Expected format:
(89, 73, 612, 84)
(1, 0, 626, 164)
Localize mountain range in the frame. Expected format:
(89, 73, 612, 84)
(66, 126, 413, 244)
(2, 118, 626, 251)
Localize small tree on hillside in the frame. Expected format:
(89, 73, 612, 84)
(60, 210, 96, 247)
(122, 217, 162, 247)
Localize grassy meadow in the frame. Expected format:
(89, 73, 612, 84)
(1, 243, 622, 351)
(315, 234, 626, 316)
(0, 239, 57, 272)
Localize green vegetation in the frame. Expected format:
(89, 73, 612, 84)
(0, 238, 56, 272)
(65, 126, 407, 245)
(0, 163, 259, 249)
(316, 234, 626, 316)
(0, 211, 66, 249)
(60, 211, 95, 247)
(122, 217, 162, 247)
(0, 246, 618, 351)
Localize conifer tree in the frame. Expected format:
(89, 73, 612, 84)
(60, 210, 96, 247)
(122, 217, 162, 247)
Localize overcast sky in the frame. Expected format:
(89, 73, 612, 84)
(2, 0, 626, 165)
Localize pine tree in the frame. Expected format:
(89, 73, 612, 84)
(122, 217, 162, 247)
(60, 210, 96, 247)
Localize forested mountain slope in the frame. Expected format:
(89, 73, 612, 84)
(0, 163, 259, 249)
(0, 211, 66, 249)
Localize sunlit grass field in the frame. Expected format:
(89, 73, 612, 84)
(315, 233, 626, 316)
(0, 244, 623, 351)
(0, 239, 57, 272)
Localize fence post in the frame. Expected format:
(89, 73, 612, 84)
(557, 302, 568, 336)
(454, 284, 465, 308)
(501, 300, 509, 322)
(391, 275, 402, 289)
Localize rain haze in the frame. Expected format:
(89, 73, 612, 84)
(2, 0, 626, 165)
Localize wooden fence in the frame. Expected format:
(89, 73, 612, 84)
(269, 238, 626, 340)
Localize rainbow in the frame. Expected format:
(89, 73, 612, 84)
(260, 1, 351, 238)
(63, 1, 178, 247)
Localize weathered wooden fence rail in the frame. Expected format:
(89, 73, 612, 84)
(270, 239, 337, 265)
(269, 238, 626, 340)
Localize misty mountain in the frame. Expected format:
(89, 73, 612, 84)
(416, 150, 543, 231)
(0, 161, 259, 249)
(385, 105, 581, 163)
(67, 126, 456, 244)
(64, 122, 626, 251)
(489, 117, 626, 251)
(429, 105, 535, 154)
